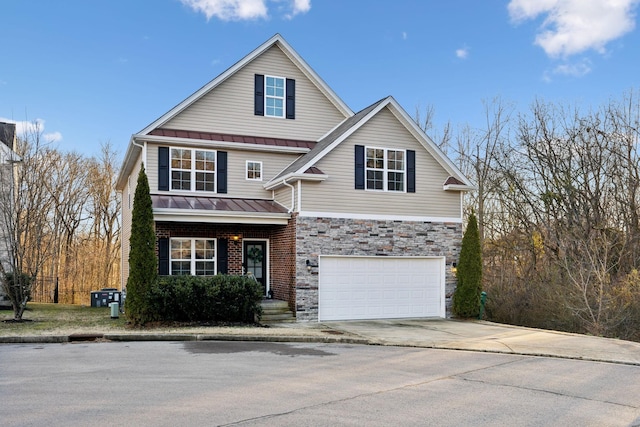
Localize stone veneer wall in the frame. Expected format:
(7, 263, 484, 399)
(295, 217, 462, 321)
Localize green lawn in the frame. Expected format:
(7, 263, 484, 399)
(0, 303, 128, 335)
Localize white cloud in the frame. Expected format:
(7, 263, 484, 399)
(181, 0, 310, 21)
(285, 0, 310, 19)
(0, 118, 63, 143)
(402, 31, 408, 40)
(456, 46, 469, 59)
(553, 58, 592, 76)
(43, 131, 63, 143)
(541, 58, 593, 82)
(508, 0, 640, 58)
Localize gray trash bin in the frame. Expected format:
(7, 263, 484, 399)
(109, 302, 119, 319)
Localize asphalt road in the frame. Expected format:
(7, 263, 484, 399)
(1, 341, 639, 426)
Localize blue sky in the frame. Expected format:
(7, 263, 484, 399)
(2, 0, 640, 158)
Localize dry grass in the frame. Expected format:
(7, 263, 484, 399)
(0, 303, 331, 338)
(0, 303, 128, 336)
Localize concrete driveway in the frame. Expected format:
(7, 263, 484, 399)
(322, 318, 640, 365)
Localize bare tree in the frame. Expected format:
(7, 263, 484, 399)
(456, 97, 513, 242)
(0, 122, 56, 319)
(414, 103, 452, 153)
(86, 142, 121, 290)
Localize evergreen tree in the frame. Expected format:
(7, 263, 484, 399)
(452, 212, 483, 318)
(126, 165, 157, 324)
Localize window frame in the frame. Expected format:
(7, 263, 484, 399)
(169, 238, 217, 276)
(264, 75, 286, 118)
(246, 160, 263, 181)
(365, 146, 407, 193)
(169, 147, 216, 193)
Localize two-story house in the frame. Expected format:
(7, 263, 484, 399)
(116, 34, 473, 322)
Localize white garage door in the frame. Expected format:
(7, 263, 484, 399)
(318, 256, 445, 321)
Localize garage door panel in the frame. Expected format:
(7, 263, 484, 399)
(319, 256, 444, 321)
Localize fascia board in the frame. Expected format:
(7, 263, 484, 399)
(135, 134, 311, 155)
(444, 184, 476, 192)
(288, 98, 392, 176)
(263, 172, 328, 190)
(275, 36, 353, 118)
(386, 97, 474, 188)
(153, 209, 290, 225)
(115, 136, 142, 191)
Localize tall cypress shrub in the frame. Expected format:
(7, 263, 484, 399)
(452, 212, 483, 318)
(126, 165, 157, 324)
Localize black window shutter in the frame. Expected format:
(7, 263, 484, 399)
(217, 151, 227, 194)
(217, 238, 228, 274)
(158, 146, 169, 191)
(158, 238, 169, 275)
(286, 78, 295, 119)
(355, 145, 365, 190)
(254, 74, 264, 116)
(407, 150, 416, 193)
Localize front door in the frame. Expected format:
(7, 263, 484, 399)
(243, 241, 267, 296)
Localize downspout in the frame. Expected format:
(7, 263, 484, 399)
(131, 138, 146, 167)
(282, 178, 295, 213)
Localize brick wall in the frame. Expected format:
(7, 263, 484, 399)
(294, 217, 462, 321)
(155, 222, 294, 302)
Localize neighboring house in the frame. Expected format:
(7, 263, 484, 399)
(0, 122, 18, 308)
(115, 34, 473, 322)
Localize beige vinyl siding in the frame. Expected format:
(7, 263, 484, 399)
(164, 45, 346, 141)
(227, 151, 300, 199)
(120, 153, 142, 288)
(274, 186, 295, 212)
(147, 142, 301, 199)
(301, 107, 461, 218)
(146, 144, 159, 192)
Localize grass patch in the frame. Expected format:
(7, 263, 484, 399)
(0, 303, 128, 336)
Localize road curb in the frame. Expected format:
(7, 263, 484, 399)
(0, 333, 371, 345)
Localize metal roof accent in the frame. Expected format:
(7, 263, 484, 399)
(152, 195, 290, 214)
(149, 128, 316, 149)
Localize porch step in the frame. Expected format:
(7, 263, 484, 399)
(260, 299, 296, 324)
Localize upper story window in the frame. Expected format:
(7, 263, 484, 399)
(246, 161, 262, 181)
(254, 74, 295, 119)
(366, 147, 405, 192)
(170, 238, 216, 276)
(170, 148, 216, 192)
(265, 76, 285, 118)
(159, 147, 226, 194)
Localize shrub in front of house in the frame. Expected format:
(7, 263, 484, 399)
(148, 275, 263, 323)
(453, 212, 483, 318)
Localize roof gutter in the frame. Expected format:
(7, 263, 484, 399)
(263, 172, 328, 190)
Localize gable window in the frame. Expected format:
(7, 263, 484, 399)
(170, 148, 215, 192)
(246, 161, 262, 181)
(265, 76, 285, 117)
(254, 74, 295, 119)
(365, 147, 405, 192)
(170, 238, 216, 276)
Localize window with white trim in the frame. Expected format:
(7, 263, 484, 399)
(170, 148, 216, 192)
(366, 147, 405, 192)
(170, 238, 216, 276)
(246, 161, 262, 181)
(265, 76, 285, 118)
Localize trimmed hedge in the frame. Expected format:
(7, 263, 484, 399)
(147, 275, 263, 323)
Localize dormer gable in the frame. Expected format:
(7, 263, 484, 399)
(140, 34, 352, 142)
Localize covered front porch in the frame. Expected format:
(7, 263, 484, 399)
(152, 194, 297, 313)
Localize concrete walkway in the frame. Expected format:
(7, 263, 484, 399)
(323, 318, 640, 366)
(2, 318, 640, 366)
